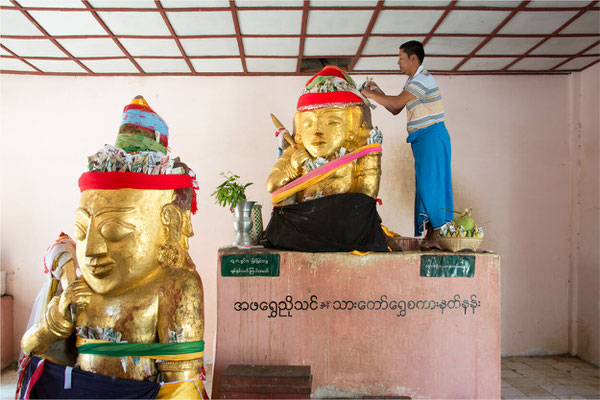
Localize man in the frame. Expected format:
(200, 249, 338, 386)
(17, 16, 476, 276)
(361, 40, 454, 250)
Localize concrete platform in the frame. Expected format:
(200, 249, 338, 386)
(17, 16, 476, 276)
(213, 248, 501, 399)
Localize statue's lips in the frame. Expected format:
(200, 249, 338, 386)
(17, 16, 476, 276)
(311, 141, 326, 146)
(86, 261, 115, 278)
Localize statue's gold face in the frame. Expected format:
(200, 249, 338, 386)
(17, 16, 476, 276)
(294, 105, 363, 158)
(73, 189, 174, 295)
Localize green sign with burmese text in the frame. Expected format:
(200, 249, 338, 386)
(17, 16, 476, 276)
(420, 255, 475, 278)
(221, 254, 280, 277)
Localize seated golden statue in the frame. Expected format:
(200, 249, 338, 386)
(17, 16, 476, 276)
(266, 66, 382, 205)
(264, 67, 388, 252)
(20, 96, 204, 399)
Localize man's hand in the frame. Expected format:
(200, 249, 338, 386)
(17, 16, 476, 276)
(361, 81, 384, 99)
(58, 279, 93, 321)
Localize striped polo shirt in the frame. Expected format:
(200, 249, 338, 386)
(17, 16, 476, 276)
(403, 65, 445, 133)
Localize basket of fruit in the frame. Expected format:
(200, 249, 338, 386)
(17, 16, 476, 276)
(437, 209, 484, 253)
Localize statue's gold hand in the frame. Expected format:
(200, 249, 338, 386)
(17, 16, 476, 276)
(290, 148, 310, 170)
(59, 279, 93, 321)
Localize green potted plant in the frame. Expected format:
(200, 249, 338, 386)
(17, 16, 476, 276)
(211, 172, 253, 211)
(211, 172, 256, 246)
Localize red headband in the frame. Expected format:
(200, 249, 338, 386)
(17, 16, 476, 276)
(297, 91, 363, 111)
(78, 172, 197, 214)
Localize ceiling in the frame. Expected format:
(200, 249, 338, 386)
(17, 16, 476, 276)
(1, 0, 598, 76)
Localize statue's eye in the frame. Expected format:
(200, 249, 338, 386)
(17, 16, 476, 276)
(303, 119, 313, 128)
(73, 222, 87, 241)
(99, 221, 134, 242)
(327, 118, 341, 126)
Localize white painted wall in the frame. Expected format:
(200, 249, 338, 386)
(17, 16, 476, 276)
(574, 63, 600, 366)
(0, 68, 597, 370)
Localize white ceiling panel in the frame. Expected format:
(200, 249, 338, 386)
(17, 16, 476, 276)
(561, 11, 600, 34)
(0, 10, 44, 36)
(362, 36, 426, 55)
(307, 10, 372, 35)
(190, 58, 243, 72)
(88, 0, 157, 8)
(27, 10, 106, 35)
(238, 10, 302, 34)
(437, 10, 511, 34)
(0, 48, 10, 56)
(243, 37, 300, 56)
(373, 10, 445, 34)
(423, 56, 461, 70)
(426, 36, 485, 55)
(530, 36, 599, 55)
(57, 38, 125, 57)
(584, 43, 599, 55)
(459, 57, 517, 71)
(0, 58, 37, 71)
(17, 0, 85, 8)
(27, 59, 87, 73)
(161, 0, 230, 7)
(136, 58, 191, 73)
(526, 1, 590, 8)
(119, 38, 182, 56)
(180, 37, 239, 55)
(304, 37, 361, 56)
(246, 58, 297, 72)
(477, 37, 543, 55)
(98, 12, 171, 36)
(499, 10, 579, 34)
(383, 1, 451, 6)
(556, 57, 598, 70)
(456, 1, 521, 6)
(354, 56, 398, 70)
(0, 38, 65, 57)
(167, 11, 235, 35)
(508, 56, 566, 70)
(239, 0, 303, 6)
(310, 0, 377, 7)
(81, 58, 139, 73)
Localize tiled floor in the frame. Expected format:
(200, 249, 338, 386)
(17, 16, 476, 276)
(502, 355, 599, 399)
(0, 364, 17, 400)
(1, 355, 598, 399)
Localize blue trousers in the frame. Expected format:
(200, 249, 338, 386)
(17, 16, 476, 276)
(407, 122, 454, 237)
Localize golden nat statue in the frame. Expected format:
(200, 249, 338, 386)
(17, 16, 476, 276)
(263, 67, 388, 253)
(20, 96, 205, 399)
(266, 66, 382, 205)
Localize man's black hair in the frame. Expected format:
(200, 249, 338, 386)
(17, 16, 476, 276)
(400, 40, 425, 64)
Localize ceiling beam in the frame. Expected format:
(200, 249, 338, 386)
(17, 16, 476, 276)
(422, 0, 458, 46)
(551, 39, 600, 70)
(0, 43, 43, 72)
(502, 0, 599, 71)
(577, 58, 600, 70)
(155, 0, 195, 73)
(452, 0, 530, 72)
(296, 1, 309, 73)
(229, 0, 247, 74)
(10, 0, 94, 74)
(82, 0, 144, 74)
(348, 0, 384, 72)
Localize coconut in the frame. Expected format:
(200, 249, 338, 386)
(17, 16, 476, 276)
(454, 209, 474, 231)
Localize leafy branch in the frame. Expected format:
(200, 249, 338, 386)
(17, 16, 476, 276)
(211, 171, 253, 210)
